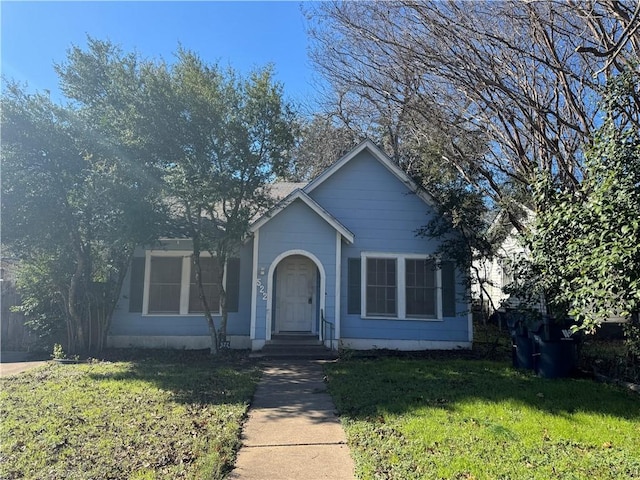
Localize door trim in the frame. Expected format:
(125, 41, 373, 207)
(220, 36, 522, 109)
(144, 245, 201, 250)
(265, 250, 326, 342)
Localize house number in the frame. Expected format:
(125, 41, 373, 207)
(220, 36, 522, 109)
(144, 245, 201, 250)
(256, 278, 268, 300)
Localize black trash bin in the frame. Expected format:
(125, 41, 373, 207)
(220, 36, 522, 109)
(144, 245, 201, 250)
(532, 320, 578, 379)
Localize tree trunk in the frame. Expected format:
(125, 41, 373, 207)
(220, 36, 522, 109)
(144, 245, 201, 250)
(95, 250, 135, 354)
(218, 260, 228, 348)
(67, 249, 88, 355)
(192, 239, 219, 355)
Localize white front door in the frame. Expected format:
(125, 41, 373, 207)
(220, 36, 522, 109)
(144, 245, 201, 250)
(276, 255, 315, 332)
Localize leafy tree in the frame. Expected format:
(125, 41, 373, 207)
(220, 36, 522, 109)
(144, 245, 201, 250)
(61, 43, 296, 354)
(1, 80, 163, 354)
(306, 1, 640, 339)
(28, 38, 296, 355)
(524, 70, 639, 352)
(143, 51, 297, 353)
(11, 255, 68, 349)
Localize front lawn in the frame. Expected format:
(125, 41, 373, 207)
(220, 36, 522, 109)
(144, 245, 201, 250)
(0, 351, 260, 480)
(326, 356, 640, 480)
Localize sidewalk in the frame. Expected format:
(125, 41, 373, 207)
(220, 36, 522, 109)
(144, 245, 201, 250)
(228, 360, 355, 480)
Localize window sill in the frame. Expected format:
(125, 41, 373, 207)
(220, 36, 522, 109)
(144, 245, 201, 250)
(142, 312, 222, 317)
(361, 315, 443, 322)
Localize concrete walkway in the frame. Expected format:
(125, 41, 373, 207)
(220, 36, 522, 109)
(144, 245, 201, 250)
(228, 360, 355, 480)
(0, 351, 48, 377)
(0, 361, 48, 377)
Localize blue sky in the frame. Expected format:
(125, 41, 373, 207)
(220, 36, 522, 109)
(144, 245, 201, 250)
(1, 1, 322, 110)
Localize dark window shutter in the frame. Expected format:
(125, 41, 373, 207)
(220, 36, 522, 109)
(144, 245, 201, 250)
(226, 258, 241, 313)
(128, 257, 145, 313)
(441, 261, 457, 317)
(347, 258, 361, 314)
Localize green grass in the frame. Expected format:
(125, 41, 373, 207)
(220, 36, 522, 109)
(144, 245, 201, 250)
(0, 351, 261, 480)
(326, 356, 640, 480)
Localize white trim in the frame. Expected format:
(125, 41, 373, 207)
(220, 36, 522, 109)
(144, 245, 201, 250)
(248, 189, 354, 244)
(157, 237, 194, 244)
(250, 231, 259, 340)
(360, 252, 443, 321)
(146, 249, 213, 257)
(340, 338, 472, 351)
(266, 249, 326, 341)
(179, 257, 190, 314)
(304, 139, 437, 208)
(142, 251, 151, 315)
(334, 232, 342, 344)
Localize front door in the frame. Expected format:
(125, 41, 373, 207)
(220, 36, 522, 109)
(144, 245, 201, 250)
(276, 255, 315, 332)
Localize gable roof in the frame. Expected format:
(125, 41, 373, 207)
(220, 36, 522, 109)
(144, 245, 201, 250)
(486, 205, 535, 242)
(303, 139, 438, 207)
(249, 139, 440, 244)
(248, 189, 355, 244)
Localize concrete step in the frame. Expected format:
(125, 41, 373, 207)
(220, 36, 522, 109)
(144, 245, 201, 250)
(253, 336, 337, 359)
(268, 334, 323, 346)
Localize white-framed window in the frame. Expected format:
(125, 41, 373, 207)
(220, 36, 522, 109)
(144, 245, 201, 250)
(148, 256, 183, 313)
(405, 258, 438, 318)
(366, 257, 397, 316)
(142, 251, 222, 315)
(360, 252, 452, 320)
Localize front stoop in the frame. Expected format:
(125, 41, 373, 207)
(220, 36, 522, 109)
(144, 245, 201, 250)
(252, 334, 338, 359)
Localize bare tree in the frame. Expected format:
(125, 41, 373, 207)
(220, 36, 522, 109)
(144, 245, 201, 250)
(283, 114, 361, 182)
(306, 1, 640, 228)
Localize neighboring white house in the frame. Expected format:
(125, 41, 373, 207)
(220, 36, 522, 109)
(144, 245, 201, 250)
(473, 209, 627, 326)
(472, 208, 540, 317)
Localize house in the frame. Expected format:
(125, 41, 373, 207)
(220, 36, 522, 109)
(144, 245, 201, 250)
(473, 209, 628, 327)
(108, 140, 473, 351)
(471, 207, 553, 323)
(472, 210, 530, 316)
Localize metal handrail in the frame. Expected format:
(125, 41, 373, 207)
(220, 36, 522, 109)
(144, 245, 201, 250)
(320, 309, 336, 351)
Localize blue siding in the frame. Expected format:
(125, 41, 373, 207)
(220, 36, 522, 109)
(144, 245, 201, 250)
(308, 149, 469, 343)
(110, 145, 471, 348)
(341, 318, 470, 342)
(309, 150, 441, 252)
(254, 198, 338, 340)
(109, 240, 253, 337)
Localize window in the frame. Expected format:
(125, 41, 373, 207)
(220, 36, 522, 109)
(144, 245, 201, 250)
(136, 252, 241, 315)
(499, 256, 515, 288)
(356, 253, 457, 320)
(148, 257, 182, 314)
(188, 257, 220, 313)
(366, 258, 397, 316)
(405, 258, 437, 317)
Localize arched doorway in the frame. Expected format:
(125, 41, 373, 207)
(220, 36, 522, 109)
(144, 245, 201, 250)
(274, 255, 317, 333)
